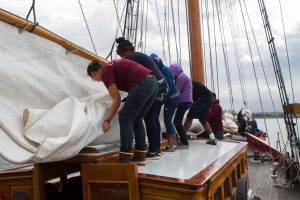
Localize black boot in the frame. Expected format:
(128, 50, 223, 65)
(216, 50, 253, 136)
(131, 150, 147, 166)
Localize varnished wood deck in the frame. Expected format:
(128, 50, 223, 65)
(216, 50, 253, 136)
(248, 158, 300, 200)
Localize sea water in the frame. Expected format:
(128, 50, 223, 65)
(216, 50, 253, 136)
(256, 118, 299, 154)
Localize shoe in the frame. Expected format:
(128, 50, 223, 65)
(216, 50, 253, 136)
(206, 138, 217, 145)
(162, 145, 176, 153)
(156, 149, 162, 157)
(176, 143, 189, 150)
(145, 152, 160, 160)
(132, 150, 147, 165)
(118, 151, 134, 163)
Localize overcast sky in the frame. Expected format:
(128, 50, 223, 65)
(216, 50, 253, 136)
(0, 0, 299, 113)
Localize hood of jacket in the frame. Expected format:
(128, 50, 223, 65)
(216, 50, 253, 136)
(169, 63, 183, 77)
(149, 53, 165, 71)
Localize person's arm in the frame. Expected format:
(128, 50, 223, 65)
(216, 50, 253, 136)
(102, 83, 121, 132)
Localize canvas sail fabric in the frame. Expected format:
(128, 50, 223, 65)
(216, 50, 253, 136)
(0, 20, 121, 163)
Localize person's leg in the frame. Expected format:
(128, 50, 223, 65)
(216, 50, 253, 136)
(133, 90, 158, 150)
(184, 117, 193, 132)
(154, 101, 163, 153)
(163, 96, 179, 151)
(119, 77, 158, 152)
(174, 102, 192, 145)
(144, 100, 161, 153)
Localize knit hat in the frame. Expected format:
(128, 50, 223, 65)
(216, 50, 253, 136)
(115, 37, 135, 55)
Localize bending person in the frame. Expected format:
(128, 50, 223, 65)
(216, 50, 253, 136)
(87, 59, 158, 165)
(207, 93, 224, 139)
(115, 37, 168, 159)
(169, 63, 193, 148)
(184, 81, 217, 145)
(150, 53, 180, 152)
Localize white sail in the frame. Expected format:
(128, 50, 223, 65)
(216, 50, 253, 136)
(0, 20, 122, 163)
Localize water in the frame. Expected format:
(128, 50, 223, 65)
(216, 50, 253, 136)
(256, 118, 299, 154)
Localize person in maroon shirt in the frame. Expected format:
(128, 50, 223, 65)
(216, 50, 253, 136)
(87, 59, 158, 165)
(207, 93, 224, 139)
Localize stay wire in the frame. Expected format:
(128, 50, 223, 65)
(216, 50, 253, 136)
(177, 0, 182, 64)
(78, 0, 97, 55)
(154, 0, 167, 64)
(106, 0, 127, 60)
(224, 0, 247, 106)
(216, 0, 235, 110)
(185, 0, 192, 73)
(205, 0, 216, 92)
(166, 0, 172, 64)
(238, 0, 274, 162)
(170, 0, 179, 62)
(229, 0, 247, 106)
(242, 0, 285, 153)
(211, 0, 220, 98)
(201, 0, 208, 85)
(137, 0, 146, 51)
(143, 0, 149, 53)
(278, 0, 299, 138)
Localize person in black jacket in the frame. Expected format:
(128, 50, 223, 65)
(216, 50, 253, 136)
(184, 81, 217, 145)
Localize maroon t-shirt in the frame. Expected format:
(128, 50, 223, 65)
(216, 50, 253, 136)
(101, 59, 152, 92)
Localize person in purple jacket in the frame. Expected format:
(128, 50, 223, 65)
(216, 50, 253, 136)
(169, 63, 193, 148)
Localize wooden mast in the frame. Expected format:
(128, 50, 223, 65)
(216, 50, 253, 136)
(187, 0, 205, 84)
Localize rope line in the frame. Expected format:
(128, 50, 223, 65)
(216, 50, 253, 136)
(77, 0, 97, 54)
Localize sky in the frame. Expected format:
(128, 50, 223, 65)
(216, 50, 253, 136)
(0, 0, 299, 113)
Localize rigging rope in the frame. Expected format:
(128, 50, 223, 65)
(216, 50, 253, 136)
(143, 0, 149, 53)
(177, 0, 182, 64)
(239, 0, 277, 163)
(229, 0, 248, 106)
(242, 0, 286, 156)
(211, 0, 220, 98)
(170, 0, 179, 62)
(278, 0, 299, 138)
(205, 0, 216, 92)
(215, 0, 235, 110)
(137, 0, 146, 51)
(185, 0, 192, 74)
(106, 0, 127, 60)
(166, 0, 172, 64)
(154, 0, 167, 64)
(77, 0, 97, 55)
(26, 0, 37, 24)
(224, 0, 247, 107)
(201, 0, 207, 85)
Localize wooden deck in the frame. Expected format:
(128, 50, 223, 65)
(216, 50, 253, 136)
(248, 158, 300, 200)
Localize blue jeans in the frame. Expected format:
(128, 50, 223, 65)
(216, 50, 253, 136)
(144, 99, 163, 153)
(173, 102, 192, 145)
(119, 76, 158, 152)
(164, 96, 179, 138)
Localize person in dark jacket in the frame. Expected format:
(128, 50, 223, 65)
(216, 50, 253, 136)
(184, 81, 217, 145)
(115, 37, 168, 159)
(207, 93, 224, 139)
(150, 53, 180, 152)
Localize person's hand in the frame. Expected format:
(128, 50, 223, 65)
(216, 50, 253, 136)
(102, 120, 110, 133)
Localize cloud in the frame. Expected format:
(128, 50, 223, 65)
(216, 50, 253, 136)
(0, 0, 299, 112)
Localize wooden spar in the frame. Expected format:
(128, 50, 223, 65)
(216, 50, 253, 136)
(0, 8, 107, 65)
(187, 0, 205, 84)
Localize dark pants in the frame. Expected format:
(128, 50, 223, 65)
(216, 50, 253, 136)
(187, 94, 213, 123)
(173, 102, 192, 145)
(144, 100, 163, 153)
(119, 77, 158, 152)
